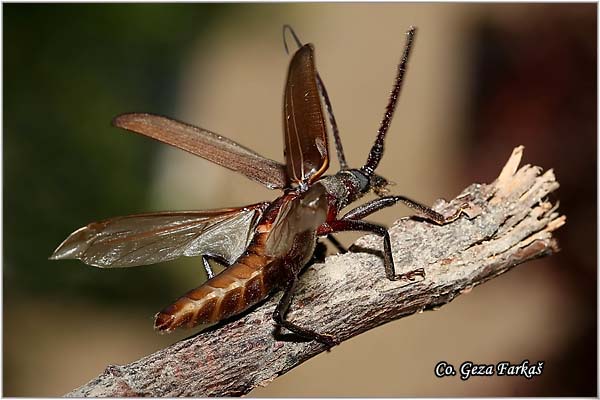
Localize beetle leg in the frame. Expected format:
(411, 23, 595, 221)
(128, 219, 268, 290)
(324, 219, 424, 282)
(311, 240, 328, 264)
(311, 236, 346, 261)
(326, 234, 347, 254)
(341, 195, 467, 225)
(201, 256, 214, 279)
(273, 277, 338, 348)
(201, 254, 235, 279)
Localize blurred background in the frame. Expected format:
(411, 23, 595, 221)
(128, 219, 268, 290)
(3, 3, 596, 396)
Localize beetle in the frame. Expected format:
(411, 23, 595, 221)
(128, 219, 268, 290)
(50, 26, 465, 347)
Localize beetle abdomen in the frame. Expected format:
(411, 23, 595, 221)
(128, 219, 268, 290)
(154, 233, 278, 332)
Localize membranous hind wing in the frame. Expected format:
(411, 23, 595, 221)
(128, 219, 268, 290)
(283, 44, 329, 186)
(265, 185, 328, 261)
(50, 203, 268, 268)
(113, 113, 288, 190)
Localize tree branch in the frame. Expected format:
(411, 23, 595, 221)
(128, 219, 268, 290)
(67, 146, 565, 397)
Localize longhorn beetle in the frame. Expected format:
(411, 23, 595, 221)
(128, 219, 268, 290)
(51, 26, 466, 347)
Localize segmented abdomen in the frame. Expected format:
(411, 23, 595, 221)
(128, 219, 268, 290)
(154, 231, 279, 332)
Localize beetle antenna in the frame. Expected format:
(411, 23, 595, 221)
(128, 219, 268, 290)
(361, 26, 416, 178)
(317, 75, 349, 170)
(283, 25, 303, 55)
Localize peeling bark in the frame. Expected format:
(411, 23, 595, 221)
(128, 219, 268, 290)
(67, 146, 565, 397)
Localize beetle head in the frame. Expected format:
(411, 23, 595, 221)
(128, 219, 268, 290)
(371, 174, 393, 197)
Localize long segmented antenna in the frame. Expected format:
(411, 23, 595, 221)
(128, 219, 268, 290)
(282, 25, 303, 55)
(361, 26, 417, 178)
(282, 25, 349, 170)
(317, 74, 348, 169)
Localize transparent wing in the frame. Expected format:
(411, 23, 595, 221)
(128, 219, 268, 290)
(112, 113, 288, 190)
(50, 204, 268, 268)
(283, 44, 329, 186)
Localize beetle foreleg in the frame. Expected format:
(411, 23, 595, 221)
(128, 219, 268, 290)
(341, 195, 466, 225)
(273, 277, 338, 348)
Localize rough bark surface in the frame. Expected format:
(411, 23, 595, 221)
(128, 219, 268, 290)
(67, 146, 565, 397)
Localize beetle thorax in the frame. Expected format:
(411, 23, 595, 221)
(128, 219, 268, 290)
(318, 169, 370, 212)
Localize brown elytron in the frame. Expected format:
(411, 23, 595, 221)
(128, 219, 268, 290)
(51, 26, 465, 347)
(283, 44, 329, 186)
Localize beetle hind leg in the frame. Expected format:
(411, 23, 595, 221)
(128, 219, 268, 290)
(273, 277, 339, 349)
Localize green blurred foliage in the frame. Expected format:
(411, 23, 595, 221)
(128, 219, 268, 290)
(3, 4, 232, 305)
